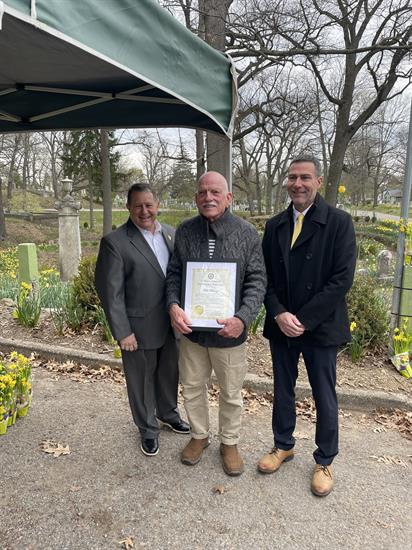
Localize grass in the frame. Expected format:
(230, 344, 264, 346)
(80, 209, 196, 231)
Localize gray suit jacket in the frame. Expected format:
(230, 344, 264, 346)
(95, 218, 175, 349)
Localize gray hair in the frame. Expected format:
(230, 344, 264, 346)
(127, 183, 158, 204)
(289, 156, 322, 177)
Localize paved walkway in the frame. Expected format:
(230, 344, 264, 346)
(1, 369, 411, 550)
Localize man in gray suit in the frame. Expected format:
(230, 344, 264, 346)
(95, 183, 189, 457)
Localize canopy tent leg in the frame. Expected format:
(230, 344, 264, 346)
(390, 98, 412, 331)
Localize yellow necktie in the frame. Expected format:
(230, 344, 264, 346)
(291, 213, 304, 248)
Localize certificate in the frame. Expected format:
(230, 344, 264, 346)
(182, 260, 240, 330)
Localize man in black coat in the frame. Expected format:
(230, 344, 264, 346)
(95, 183, 189, 458)
(258, 156, 356, 497)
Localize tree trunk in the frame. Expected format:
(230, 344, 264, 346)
(203, 0, 233, 182)
(87, 152, 94, 230)
(324, 129, 351, 206)
(22, 134, 30, 191)
(7, 135, 20, 201)
(100, 130, 112, 236)
(195, 130, 206, 181)
(246, 189, 254, 215)
(0, 177, 7, 239)
(315, 82, 329, 186)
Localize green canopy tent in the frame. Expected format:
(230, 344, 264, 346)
(0, 0, 236, 167)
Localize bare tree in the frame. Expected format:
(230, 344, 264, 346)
(40, 132, 66, 199)
(0, 177, 6, 239)
(228, 0, 412, 205)
(100, 129, 112, 235)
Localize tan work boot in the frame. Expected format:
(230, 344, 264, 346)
(311, 464, 333, 497)
(181, 437, 209, 465)
(257, 447, 294, 474)
(220, 444, 244, 476)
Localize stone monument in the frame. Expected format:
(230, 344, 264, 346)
(55, 178, 81, 281)
(376, 249, 393, 280)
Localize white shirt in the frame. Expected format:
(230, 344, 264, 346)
(292, 204, 313, 225)
(136, 220, 170, 276)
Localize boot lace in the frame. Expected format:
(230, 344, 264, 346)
(317, 465, 332, 478)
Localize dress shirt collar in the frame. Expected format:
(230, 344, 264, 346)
(134, 219, 162, 236)
(293, 204, 313, 223)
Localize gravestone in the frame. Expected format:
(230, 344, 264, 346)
(377, 249, 393, 278)
(55, 178, 81, 282)
(18, 243, 39, 283)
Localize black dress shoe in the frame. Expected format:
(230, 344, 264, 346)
(140, 437, 159, 456)
(158, 417, 190, 434)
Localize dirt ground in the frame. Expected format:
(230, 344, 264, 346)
(1, 300, 410, 398)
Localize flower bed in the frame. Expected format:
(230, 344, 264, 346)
(0, 352, 33, 435)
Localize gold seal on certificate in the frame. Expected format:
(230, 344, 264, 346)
(182, 261, 239, 330)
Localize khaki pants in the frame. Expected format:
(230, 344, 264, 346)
(179, 337, 247, 445)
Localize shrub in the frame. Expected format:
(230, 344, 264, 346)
(364, 216, 370, 222)
(353, 216, 359, 222)
(357, 238, 383, 260)
(83, 221, 89, 229)
(71, 256, 99, 326)
(64, 287, 87, 332)
(112, 224, 117, 230)
(371, 216, 377, 223)
(346, 275, 388, 349)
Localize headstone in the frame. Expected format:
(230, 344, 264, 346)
(55, 178, 81, 282)
(377, 249, 393, 278)
(18, 243, 39, 283)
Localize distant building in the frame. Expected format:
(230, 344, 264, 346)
(379, 188, 403, 204)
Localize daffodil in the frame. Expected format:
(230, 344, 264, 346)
(338, 185, 346, 194)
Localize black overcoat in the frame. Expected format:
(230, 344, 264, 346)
(262, 193, 356, 347)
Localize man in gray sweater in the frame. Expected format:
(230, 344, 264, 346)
(166, 171, 266, 476)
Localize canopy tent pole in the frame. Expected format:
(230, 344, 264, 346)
(224, 136, 233, 193)
(390, 97, 412, 330)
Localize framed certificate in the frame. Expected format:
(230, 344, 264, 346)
(182, 260, 240, 331)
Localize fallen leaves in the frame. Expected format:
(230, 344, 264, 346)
(376, 520, 394, 530)
(38, 358, 124, 385)
(293, 431, 309, 440)
(373, 409, 412, 441)
(369, 455, 410, 468)
(118, 537, 134, 549)
(296, 398, 317, 423)
(373, 426, 387, 434)
(212, 485, 226, 494)
(243, 388, 272, 413)
(40, 439, 71, 458)
(117, 537, 145, 549)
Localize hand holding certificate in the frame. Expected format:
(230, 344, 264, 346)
(182, 260, 240, 330)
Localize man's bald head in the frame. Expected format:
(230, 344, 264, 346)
(195, 171, 232, 222)
(197, 171, 229, 193)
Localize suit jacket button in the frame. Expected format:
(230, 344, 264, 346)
(306, 283, 313, 290)
(306, 253, 312, 260)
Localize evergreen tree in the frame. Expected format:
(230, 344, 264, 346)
(61, 130, 121, 201)
(168, 155, 196, 204)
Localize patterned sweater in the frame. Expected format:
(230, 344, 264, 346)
(166, 209, 266, 348)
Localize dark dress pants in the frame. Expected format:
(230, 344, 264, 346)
(270, 341, 339, 465)
(122, 329, 180, 438)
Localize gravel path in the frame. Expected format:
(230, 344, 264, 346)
(1, 368, 411, 550)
